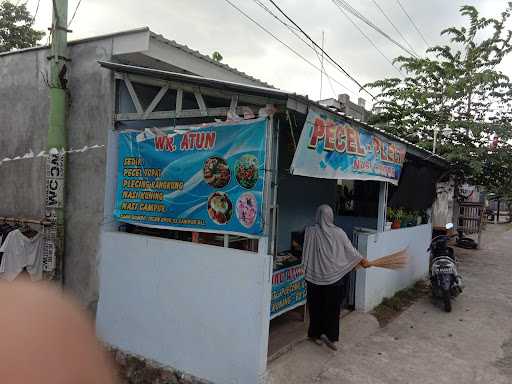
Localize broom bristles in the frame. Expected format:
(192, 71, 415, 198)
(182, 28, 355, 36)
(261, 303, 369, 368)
(367, 249, 409, 270)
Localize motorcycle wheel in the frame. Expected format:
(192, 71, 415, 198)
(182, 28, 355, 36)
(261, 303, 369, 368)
(443, 290, 452, 312)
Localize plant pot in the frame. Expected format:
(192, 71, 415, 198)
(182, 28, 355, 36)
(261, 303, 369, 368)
(391, 220, 401, 229)
(385, 222, 392, 231)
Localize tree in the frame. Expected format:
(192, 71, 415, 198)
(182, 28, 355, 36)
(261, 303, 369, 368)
(211, 51, 223, 62)
(0, 1, 44, 53)
(368, 3, 512, 191)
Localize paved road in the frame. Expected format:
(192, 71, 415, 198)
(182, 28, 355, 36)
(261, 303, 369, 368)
(268, 225, 512, 383)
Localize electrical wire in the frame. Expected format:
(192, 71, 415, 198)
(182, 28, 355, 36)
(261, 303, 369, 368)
(370, 0, 418, 56)
(222, 0, 359, 96)
(395, 0, 430, 47)
(335, 2, 402, 76)
(68, 0, 83, 27)
(331, 0, 418, 58)
(265, 0, 375, 99)
(251, 0, 350, 97)
(31, 0, 41, 25)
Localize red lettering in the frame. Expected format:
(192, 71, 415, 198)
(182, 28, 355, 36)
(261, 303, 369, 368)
(373, 137, 381, 159)
(381, 142, 389, 162)
(308, 118, 325, 149)
(335, 125, 346, 152)
(180, 134, 190, 150)
(356, 131, 366, 156)
(346, 127, 358, 154)
(205, 132, 216, 149)
(154, 135, 175, 151)
(154, 136, 166, 151)
(324, 121, 336, 151)
(195, 132, 205, 149)
(388, 144, 395, 163)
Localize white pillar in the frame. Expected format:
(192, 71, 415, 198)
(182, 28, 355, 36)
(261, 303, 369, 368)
(377, 182, 388, 232)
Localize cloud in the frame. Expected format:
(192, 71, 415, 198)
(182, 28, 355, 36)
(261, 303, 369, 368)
(29, 0, 511, 105)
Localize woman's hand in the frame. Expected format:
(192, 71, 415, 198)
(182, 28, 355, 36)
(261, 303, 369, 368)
(359, 259, 371, 269)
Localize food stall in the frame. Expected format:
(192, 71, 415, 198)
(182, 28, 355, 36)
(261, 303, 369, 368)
(96, 61, 450, 384)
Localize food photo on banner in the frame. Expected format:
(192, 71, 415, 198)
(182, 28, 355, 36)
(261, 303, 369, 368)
(113, 117, 268, 236)
(291, 110, 406, 185)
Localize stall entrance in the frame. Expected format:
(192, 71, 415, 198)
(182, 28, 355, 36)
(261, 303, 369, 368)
(266, 109, 384, 358)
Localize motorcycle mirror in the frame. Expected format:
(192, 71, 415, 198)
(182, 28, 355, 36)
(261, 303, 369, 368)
(445, 223, 454, 230)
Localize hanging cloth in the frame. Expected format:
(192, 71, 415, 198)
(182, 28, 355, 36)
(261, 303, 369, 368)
(302, 205, 363, 285)
(0, 229, 43, 281)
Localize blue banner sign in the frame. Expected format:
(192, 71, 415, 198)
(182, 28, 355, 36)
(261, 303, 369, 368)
(271, 265, 306, 319)
(114, 118, 268, 236)
(291, 110, 406, 185)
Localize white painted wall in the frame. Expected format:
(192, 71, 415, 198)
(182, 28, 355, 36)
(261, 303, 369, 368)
(355, 224, 432, 311)
(96, 232, 272, 384)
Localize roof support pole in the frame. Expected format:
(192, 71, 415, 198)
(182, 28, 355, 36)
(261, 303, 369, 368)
(377, 182, 389, 233)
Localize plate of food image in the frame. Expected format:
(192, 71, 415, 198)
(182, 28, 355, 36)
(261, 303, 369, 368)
(235, 154, 259, 189)
(203, 156, 231, 188)
(236, 192, 258, 228)
(207, 192, 233, 225)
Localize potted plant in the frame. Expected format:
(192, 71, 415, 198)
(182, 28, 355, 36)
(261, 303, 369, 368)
(401, 210, 410, 228)
(385, 207, 393, 230)
(416, 210, 423, 226)
(388, 207, 403, 229)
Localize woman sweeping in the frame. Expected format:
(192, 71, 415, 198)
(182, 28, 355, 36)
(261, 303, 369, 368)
(302, 204, 370, 351)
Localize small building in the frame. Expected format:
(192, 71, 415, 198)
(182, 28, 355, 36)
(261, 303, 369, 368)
(319, 93, 372, 123)
(0, 27, 269, 310)
(0, 29, 449, 384)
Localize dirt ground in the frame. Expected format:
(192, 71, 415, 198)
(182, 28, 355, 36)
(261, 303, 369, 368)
(267, 224, 512, 384)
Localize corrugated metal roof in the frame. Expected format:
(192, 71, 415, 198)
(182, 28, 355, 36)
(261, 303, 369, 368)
(0, 27, 272, 88)
(100, 60, 449, 168)
(149, 32, 274, 88)
(0, 27, 151, 57)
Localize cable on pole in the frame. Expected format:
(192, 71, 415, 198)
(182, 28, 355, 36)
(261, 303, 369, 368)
(251, 0, 355, 97)
(335, 1, 402, 76)
(68, 0, 83, 27)
(265, 0, 375, 99)
(222, 0, 360, 96)
(395, 0, 430, 47)
(31, 0, 41, 25)
(370, 0, 418, 56)
(331, 0, 418, 58)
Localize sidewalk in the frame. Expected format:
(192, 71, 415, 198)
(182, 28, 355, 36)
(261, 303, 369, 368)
(267, 224, 512, 384)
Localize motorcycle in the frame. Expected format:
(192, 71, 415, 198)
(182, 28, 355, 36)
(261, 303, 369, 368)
(455, 228, 478, 249)
(429, 223, 464, 312)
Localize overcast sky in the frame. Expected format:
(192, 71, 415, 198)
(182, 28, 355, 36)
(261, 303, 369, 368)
(28, 0, 512, 106)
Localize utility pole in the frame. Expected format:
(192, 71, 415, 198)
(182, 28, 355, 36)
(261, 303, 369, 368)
(319, 31, 324, 100)
(45, 0, 69, 282)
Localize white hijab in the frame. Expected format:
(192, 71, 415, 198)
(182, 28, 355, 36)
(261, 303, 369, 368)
(302, 205, 362, 285)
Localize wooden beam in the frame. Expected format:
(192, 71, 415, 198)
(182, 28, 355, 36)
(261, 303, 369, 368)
(229, 95, 239, 114)
(119, 73, 281, 107)
(176, 88, 183, 118)
(144, 85, 169, 118)
(114, 106, 259, 122)
(194, 91, 208, 116)
(123, 75, 144, 114)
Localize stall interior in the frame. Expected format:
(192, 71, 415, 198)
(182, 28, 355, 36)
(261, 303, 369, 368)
(267, 111, 381, 357)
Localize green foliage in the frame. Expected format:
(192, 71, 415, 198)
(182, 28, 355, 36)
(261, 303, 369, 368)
(368, 3, 512, 193)
(0, 1, 44, 53)
(211, 51, 223, 62)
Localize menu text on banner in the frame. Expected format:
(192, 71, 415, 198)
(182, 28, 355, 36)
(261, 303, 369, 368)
(290, 110, 406, 185)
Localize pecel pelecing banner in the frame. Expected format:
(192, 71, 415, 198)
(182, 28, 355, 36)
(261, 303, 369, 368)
(114, 117, 268, 236)
(290, 110, 406, 185)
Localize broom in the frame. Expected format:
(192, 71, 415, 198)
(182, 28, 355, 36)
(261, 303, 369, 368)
(364, 248, 409, 270)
